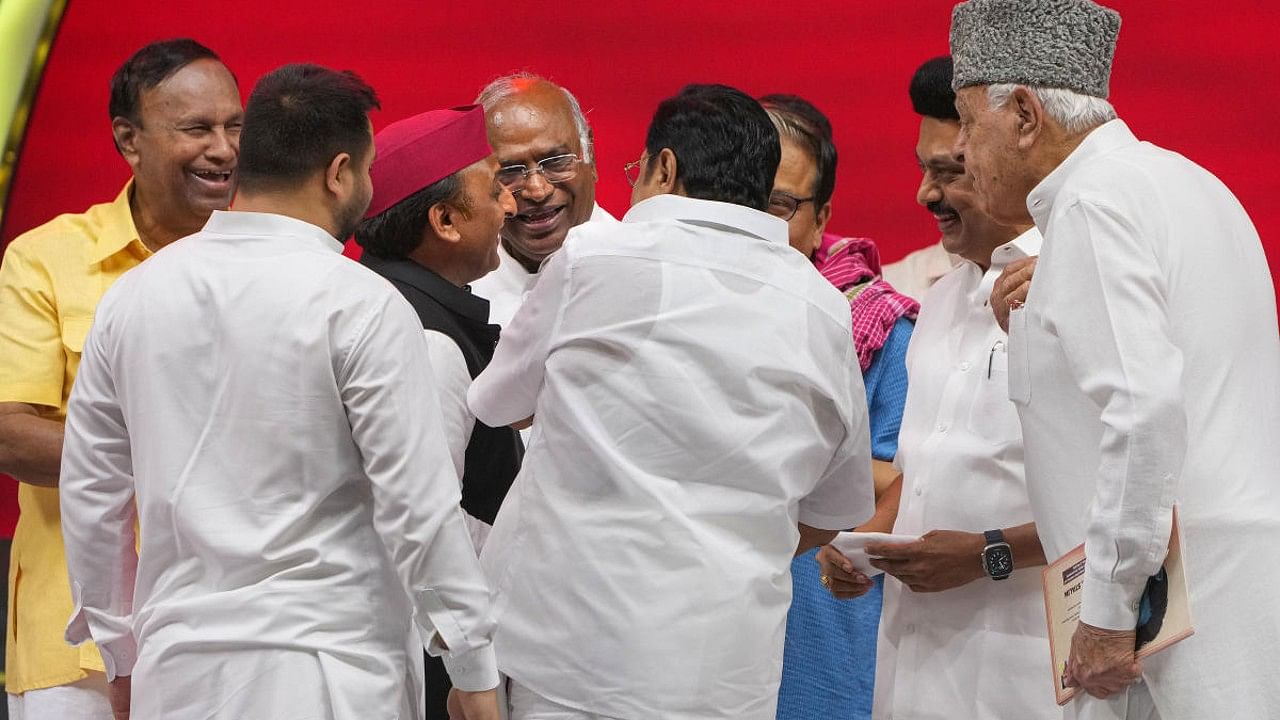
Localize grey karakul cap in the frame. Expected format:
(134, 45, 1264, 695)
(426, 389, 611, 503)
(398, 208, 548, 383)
(949, 0, 1121, 98)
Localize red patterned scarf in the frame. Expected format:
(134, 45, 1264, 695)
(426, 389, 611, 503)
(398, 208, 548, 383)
(813, 233, 920, 372)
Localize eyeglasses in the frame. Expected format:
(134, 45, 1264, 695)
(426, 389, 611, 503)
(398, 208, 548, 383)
(624, 156, 645, 187)
(496, 153, 582, 192)
(767, 191, 816, 222)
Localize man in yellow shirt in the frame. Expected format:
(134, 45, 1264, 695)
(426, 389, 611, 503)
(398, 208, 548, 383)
(0, 38, 241, 718)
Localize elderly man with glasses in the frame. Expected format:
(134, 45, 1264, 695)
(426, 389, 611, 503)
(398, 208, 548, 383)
(470, 73, 617, 327)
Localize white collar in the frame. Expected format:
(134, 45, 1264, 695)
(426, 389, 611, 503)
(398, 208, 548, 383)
(202, 210, 343, 253)
(1027, 119, 1139, 226)
(622, 194, 788, 245)
(989, 226, 1044, 270)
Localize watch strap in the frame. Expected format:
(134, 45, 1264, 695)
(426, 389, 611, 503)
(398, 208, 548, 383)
(982, 529, 1012, 580)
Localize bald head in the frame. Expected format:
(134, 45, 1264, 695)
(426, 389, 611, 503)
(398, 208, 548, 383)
(475, 74, 599, 271)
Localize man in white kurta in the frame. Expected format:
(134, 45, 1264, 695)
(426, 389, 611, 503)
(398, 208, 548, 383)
(469, 85, 874, 719)
(1010, 118, 1280, 718)
(58, 64, 499, 720)
(951, 1, 1280, 716)
(873, 232, 1060, 720)
(470, 190, 874, 719)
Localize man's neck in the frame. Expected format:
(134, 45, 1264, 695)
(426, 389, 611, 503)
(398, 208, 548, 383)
(967, 222, 1034, 272)
(407, 242, 469, 288)
(233, 190, 338, 239)
(501, 236, 545, 274)
(129, 184, 208, 252)
(1028, 123, 1099, 193)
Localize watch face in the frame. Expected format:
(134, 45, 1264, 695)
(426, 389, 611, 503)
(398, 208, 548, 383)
(985, 545, 1014, 576)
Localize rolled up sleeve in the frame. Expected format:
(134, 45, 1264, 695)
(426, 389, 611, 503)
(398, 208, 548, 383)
(60, 311, 139, 679)
(339, 293, 498, 690)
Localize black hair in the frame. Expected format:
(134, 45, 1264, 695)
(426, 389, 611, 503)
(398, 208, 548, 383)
(108, 38, 224, 124)
(909, 56, 959, 121)
(354, 173, 464, 259)
(642, 84, 779, 211)
(759, 94, 838, 209)
(237, 63, 380, 192)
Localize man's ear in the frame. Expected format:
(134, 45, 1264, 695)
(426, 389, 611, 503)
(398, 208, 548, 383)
(112, 117, 141, 166)
(653, 148, 679, 194)
(325, 152, 352, 196)
(814, 201, 833, 235)
(1011, 86, 1046, 150)
(427, 200, 463, 244)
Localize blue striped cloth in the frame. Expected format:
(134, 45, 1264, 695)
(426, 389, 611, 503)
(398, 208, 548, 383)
(776, 317, 912, 719)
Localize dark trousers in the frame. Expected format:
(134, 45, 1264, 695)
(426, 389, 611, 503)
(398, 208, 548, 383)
(424, 649, 451, 719)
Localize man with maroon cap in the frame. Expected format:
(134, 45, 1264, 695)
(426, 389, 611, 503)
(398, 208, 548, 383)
(354, 105, 518, 720)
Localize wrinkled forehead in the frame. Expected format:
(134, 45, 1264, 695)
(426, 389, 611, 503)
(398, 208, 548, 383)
(486, 91, 582, 163)
(952, 85, 988, 117)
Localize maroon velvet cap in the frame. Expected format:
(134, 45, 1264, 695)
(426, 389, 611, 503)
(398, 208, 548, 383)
(365, 104, 491, 218)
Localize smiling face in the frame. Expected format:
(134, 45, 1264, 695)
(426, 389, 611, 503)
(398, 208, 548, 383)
(486, 81, 597, 269)
(915, 114, 1024, 268)
(453, 155, 519, 282)
(122, 58, 243, 226)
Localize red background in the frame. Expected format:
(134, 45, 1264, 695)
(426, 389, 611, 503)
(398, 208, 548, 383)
(3, 1, 1279, 534)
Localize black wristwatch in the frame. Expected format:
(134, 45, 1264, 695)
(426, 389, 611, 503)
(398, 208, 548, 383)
(981, 529, 1014, 581)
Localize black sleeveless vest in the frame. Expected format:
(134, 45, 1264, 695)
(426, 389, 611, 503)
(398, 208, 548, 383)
(360, 254, 523, 524)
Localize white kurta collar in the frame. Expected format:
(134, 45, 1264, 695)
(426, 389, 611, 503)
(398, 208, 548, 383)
(989, 227, 1044, 271)
(588, 202, 618, 225)
(203, 210, 343, 253)
(623, 194, 788, 245)
(1027, 119, 1139, 226)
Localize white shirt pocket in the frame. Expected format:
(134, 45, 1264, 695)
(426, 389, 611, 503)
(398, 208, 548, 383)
(966, 340, 1021, 444)
(1006, 307, 1032, 405)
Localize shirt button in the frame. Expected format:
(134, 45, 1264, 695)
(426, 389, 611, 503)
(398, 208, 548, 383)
(936, 423, 949, 433)
(959, 362, 971, 372)
(914, 487, 923, 497)
(905, 624, 916, 633)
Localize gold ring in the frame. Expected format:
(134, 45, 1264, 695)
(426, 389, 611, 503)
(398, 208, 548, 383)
(819, 574, 831, 588)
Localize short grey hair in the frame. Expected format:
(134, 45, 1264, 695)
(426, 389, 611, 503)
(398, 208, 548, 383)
(987, 83, 1116, 135)
(475, 72, 594, 164)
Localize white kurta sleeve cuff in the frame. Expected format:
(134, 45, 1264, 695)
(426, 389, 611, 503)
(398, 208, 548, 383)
(65, 622, 137, 680)
(797, 508, 868, 532)
(438, 641, 499, 692)
(64, 584, 137, 679)
(1079, 572, 1144, 631)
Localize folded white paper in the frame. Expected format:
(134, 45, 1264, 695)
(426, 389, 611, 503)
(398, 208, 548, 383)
(828, 532, 921, 577)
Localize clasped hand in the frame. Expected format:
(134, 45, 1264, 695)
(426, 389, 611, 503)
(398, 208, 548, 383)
(867, 530, 986, 593)
(1065, 622, 1143, 699)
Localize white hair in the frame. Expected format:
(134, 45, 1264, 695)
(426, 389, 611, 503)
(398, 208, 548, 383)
(475, 72, 594, 163)
(987, 83, 1116, 135)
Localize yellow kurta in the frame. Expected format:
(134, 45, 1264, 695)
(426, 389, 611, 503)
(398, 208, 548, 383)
(0, 183, 147, 694)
